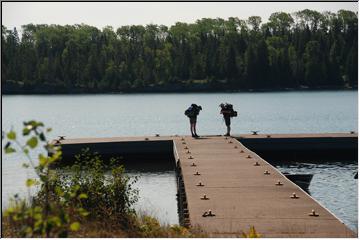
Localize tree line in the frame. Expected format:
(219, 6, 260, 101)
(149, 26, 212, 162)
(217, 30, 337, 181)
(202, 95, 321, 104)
(2, 9, 358, 94)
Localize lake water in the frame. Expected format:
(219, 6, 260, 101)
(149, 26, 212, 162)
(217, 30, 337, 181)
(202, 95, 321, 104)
(2, 91, 358, 230)
(276, 162, 358, 232)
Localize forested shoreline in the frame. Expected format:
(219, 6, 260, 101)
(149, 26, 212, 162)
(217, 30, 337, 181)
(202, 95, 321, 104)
(2, 9, 358, 94)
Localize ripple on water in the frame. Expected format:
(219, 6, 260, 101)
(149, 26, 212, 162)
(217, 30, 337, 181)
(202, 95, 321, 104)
(276, 162, 358, 233)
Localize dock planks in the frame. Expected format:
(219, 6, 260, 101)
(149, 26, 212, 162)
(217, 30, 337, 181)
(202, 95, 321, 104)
(174, 136, 356, 237)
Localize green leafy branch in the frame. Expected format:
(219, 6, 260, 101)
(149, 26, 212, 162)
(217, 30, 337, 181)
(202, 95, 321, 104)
(3, 120, 87, 237)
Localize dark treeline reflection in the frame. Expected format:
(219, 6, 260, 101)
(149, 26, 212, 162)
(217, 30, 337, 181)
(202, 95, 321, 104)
(2, 9, 357, 93)
(123, 161, 175, 173)
(57, 157, 176, 173)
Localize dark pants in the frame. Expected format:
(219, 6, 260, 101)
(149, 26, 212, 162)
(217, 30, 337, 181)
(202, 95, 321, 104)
(224, 116, 231, 126)
(189, 117, 197, 124)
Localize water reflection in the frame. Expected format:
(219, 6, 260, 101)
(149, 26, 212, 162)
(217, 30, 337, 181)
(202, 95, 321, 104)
(122, 160, 175, 173)
(124, 161, 178, 225)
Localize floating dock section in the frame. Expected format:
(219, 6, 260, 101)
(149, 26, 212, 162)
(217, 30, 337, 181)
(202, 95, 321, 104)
(236, 133, 357, 163)
(56, 133, 357, 237)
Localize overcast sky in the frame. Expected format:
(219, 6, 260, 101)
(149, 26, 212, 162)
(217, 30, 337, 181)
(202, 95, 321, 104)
(2, 2, 358, 31)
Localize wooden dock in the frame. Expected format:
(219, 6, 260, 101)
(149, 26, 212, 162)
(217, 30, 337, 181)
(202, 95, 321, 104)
(56, 133, 357, 237)
(174, 136, 355, 237)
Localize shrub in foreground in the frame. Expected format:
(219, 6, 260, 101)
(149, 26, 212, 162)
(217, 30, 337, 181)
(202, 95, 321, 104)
(2, 120, 208, 238)
(3, 120, 86, 237)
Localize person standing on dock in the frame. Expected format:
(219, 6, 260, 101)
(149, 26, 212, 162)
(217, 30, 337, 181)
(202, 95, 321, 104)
(184, 104, 202, 138)
(220, 103, 237, 136)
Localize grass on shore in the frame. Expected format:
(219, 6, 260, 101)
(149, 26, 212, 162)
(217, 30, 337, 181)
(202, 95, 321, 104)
(2, 209, 206, 238)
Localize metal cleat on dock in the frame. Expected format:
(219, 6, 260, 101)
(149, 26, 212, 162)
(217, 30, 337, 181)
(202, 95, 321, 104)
(155, 134, 160, 137)
(267, 135, 271, 138)
(240, 150, 244, 153)
(200, 194, 209, 200)
(206, 209, 216, 217)
(186, 150, 191, 154)
(208, 210, 215, 217)
(228, 141, 233, 144)
(309, 209, 319, 217)
(275, 180, 283, 186)
(290, 192, 299, 199)
(196, 181, 204, 187)
(251, 131, 259, 135)
(194, 171, 201, 176)
(264, 170, 270, 175)
(234, 145, 238, 148)
(188, 156, 193, 159)
(191, 163, 197, 167)
(254, 162, 260, 166)
(182, 141, 186, 144)
(184, 146, 189, 149)
(58, 135, 65, 140)
(247, 155, 252, 158)
(144, 137, 149, 140)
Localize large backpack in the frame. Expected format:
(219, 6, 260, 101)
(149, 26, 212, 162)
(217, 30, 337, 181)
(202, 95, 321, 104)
(225, 104, 233, 111)
(185, 106, 194, 117)
(225, 103, 237, 117)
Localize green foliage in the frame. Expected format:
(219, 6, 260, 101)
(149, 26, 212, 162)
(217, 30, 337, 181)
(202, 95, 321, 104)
(242, 226, 261, 238)
(7, 130, 16, 140)
(70, 222, 80, 231)
(3, 120, 146, 238)
(1, 121, 257, 238)
(26, 136, 38, 148)
(4, 145, 16, 154)
(54, 149, 139, 221)
(2, 9, 357, 93)
(134, 215, 204, 238)
(3, 120, 86, 237)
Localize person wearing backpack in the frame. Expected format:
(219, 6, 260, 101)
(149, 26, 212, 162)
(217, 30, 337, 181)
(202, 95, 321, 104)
(184, 103, 202, 138)
(220, 103, 237, 136)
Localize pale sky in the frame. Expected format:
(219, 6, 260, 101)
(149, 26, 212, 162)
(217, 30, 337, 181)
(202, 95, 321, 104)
(2, 2, 358, 31)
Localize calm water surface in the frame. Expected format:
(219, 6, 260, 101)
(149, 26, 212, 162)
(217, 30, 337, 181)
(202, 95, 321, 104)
(2, 91, 358, 229)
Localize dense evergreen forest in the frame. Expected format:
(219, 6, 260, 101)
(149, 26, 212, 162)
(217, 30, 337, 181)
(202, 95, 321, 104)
(2, 9, 358, 94)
